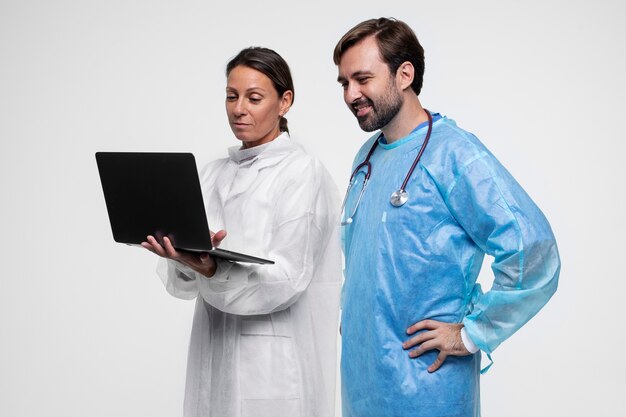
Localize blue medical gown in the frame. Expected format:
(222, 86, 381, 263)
(341, 114, 560, 417)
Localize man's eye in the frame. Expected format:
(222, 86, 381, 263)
(357, 78, 369, 84)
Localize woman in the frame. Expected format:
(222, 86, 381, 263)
(141, 47, 341, 417)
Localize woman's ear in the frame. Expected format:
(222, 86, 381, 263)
(279, 90, 293, 116)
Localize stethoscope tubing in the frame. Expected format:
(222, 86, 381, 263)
(398, 110, 433, 193)
(341, 109, 433, 224)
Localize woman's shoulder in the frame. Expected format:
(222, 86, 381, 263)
(198, 157, 230, 182)
(280, 139, 335, 181)
(272, 140, 341, 214)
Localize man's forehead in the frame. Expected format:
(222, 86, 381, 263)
(337, 37, 385, 79)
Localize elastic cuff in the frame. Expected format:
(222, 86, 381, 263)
(461, 327, 480, 354)
(174, 261, 197, 280)
(210, 258, 236, 282)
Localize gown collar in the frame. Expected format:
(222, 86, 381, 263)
(378, 112, 442, 150)
(219, 132, 297, 201)
(228, 131, 292, 164)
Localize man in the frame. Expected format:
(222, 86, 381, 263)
(335, 18, 560, 417)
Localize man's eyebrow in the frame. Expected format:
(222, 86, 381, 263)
(337, 70, 374, 83)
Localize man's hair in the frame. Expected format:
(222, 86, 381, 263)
(333, 17, 425, 96)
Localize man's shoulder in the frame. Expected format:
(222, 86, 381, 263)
(428, 117, 488, 160)
(431, 117, 480, 149)
(423, 117, 494, 187)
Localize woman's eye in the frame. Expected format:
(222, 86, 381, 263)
(226, 95, 237, 101)
(249, 96, 262, 103)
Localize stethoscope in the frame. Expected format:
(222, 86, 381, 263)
(340, 110, 433, 226)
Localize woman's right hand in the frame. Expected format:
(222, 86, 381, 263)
(141, 231, 227, 278)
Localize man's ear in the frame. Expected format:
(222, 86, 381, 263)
(396, 61, 415, 92)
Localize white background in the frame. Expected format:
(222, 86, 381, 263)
(1, 0, 624, 416)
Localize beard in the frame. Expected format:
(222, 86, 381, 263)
(353, 79, 403, 132)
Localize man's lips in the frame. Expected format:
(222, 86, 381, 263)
(356, 105, 372, 117)
(352, 100, 373, 117)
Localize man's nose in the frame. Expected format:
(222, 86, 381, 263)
(344, 82, 362, 104)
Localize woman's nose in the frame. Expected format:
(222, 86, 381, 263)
(233, 98, 247, 116)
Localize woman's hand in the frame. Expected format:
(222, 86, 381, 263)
(210, 230, 227, 248)
(141, 231, 227, 278)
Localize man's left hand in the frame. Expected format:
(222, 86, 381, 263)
(403, 320, 471, 373)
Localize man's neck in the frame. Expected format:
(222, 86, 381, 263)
(381, 95, 426, 143)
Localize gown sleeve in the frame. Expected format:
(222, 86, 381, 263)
(159, 158, 339, 316)
(156, 258, 200, 300)
(439, 144, 560, 354)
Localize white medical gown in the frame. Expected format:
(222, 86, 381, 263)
(157, 133, 342, 417)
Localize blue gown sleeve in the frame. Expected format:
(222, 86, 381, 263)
(439, 143, 560, 354)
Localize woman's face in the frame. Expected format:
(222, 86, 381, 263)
(226, 65, 292, 148)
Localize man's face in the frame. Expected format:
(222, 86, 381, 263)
(337, 36, 403, 132)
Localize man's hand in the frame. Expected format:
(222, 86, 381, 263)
(403, 320, 470, 373)
(141, 231, 227, 278)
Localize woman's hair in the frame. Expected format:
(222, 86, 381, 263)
(333, 17, 425, 96)
(226, 47, 295, 133)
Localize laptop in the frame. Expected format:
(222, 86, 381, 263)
(95, 152, 274, 264)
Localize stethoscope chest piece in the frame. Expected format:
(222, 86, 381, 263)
(390, 189, 408, 207)
(340, 110, 433, 224)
